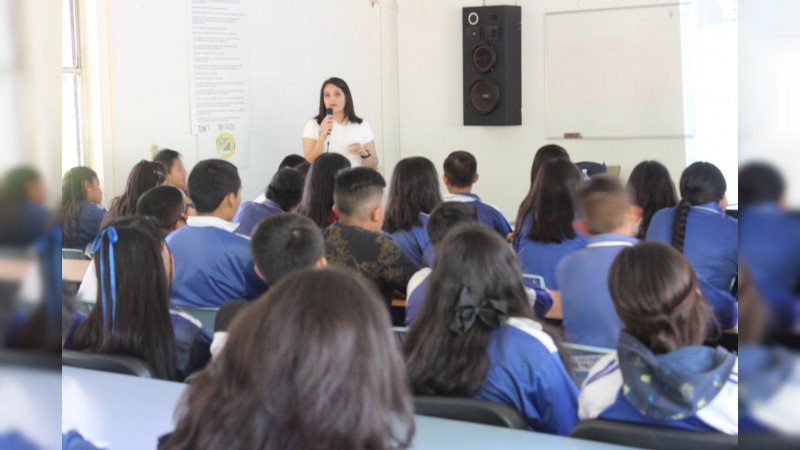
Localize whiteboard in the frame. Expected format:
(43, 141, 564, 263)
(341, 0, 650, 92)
(545, 4, 693, 139)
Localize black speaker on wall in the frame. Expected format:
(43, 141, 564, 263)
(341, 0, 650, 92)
(463, 5, 521, 126)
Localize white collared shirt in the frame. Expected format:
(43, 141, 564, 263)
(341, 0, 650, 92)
(186, 215, 239, 233)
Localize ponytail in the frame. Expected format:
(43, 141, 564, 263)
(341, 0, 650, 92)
(670, 199, 691, 253)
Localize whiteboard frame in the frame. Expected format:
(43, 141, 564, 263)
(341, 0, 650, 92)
(543, 3, 695, 140)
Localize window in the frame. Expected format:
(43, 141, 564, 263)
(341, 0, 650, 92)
(62, 0, 84, 171)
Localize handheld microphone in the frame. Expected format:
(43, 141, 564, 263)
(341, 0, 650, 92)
(325, 108, 333, 152)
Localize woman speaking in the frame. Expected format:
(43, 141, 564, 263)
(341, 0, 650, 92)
(302, 77, 379, 169)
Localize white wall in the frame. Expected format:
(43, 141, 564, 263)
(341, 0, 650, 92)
(396, 0, 689, 220)
(98, 0, 399, 202)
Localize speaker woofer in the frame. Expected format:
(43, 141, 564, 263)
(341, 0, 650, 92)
(469, 79, 500, 115)
(471, 43, 497, 74)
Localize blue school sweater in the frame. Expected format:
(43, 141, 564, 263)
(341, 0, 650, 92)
(232, 198, 284, 236)
(646, 202, 738, 292)
(556, 233, 637, 348)
(388, 213, 432, 267)
(63, 201, 106, 250)
(166, 217, 267, 308)
(513, 215, 587, 290)
(443, 193, 512, 237)
(476, 317, 579, 435)
(579, 332, 738, 434)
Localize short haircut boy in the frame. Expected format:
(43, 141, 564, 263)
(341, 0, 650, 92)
(443, 150, 478, 188)
(265, 168, 304, 212)
(250, 213, 325, 285)
(188, 159, 241, 213)
(136, 185, 185, 234)
(739, 162, 786, 208)
(579, 175, 629, 235)
(427, 202, 479, 247)
(333, 167, 386, 220)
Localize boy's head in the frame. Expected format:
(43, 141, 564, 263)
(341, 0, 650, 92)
(442, 151, 478, 191)
(739, 161, 786, 209)
(427, 202, 479, 249)
(250, 213, 326, 285)
(333, 168, 386, 231)
(265, 168, 304, 212)
(136, 185, 187, 236)
(187, 159, 241, 220)
(579, 175, 640, 236)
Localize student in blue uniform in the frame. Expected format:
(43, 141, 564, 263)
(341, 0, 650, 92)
(626, 160, 678, 239)
(404, 225, 578, 435)
(738, 162, 800, 330)
(557, 175, 641, 348)
(646, 162, 737, 292)
(441, 150, 512, 237)
(62, 166, 106, 250)
(0, 166, 50, 247)
(234, 167, 304, 236)
(69, 216, 211, 381)
(406, 202, 553, 325)
(512, 157, 587, 289)
(167, 159, 267, 308)
(382, 157, 441, 267)
(578, 242, 738, 434)
(159, 267, 415, 450)
(210, 213, 328, 358)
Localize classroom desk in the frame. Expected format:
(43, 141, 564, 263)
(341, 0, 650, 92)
(62, 259, 90, 282)
(61, 366, 637, 450)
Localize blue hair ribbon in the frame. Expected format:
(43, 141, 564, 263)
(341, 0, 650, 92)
(91, 227, 119, 337)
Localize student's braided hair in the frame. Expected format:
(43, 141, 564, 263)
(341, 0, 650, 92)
(671, 162, 726, 253)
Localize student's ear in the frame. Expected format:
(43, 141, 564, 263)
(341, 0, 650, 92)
(573, 218, 591, 236)
(225, 192, 237, 208)
(627, 204, 643, 224)
(331, 204, 339, 217)
(370, 204, 384, 229)
(442, 174, 450, 186)
(316, 256, 328, 268)
(254, 265, 267, 282)
(719, 193, 728, 211)
(474, 173, 480, 184)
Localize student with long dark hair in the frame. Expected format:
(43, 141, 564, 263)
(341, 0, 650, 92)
(626, 160, 678, 239)
(579, 242, 737, 434)
(513, 144, 570, 235)
(646, 162, 737, 292)
(294, 152, 351, 228)
(159, 267, 415, 450)
(69, 216, 211, 381)
(302, 77, 379, 168)
(234, 167, 304, 236)
(404, 225, 578, 435)
(382, 157, 441, 266)
(62, 166, 105, 250)
(512, 158, 587, 289)
(103, 160, 166, 225)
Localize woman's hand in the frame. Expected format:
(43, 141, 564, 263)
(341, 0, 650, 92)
(347, 143, 367, 156)
(318, 115, 334, 140)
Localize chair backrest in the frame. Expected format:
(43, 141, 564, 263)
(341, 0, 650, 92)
(392, 326, 408, 345)
(175, 307, 218, 333)
(570, 419, 738, 450)
(562, 343, 615, 386)
(62, 248, 89, 260)
(413, 396, 528, 430)
(62, 350, 155, 378)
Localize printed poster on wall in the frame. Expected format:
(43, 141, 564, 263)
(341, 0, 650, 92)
(187, 0, 251, 167)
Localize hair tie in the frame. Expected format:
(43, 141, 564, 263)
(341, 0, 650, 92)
(448, 286, 507, 336)
(91, 227, 120, 338)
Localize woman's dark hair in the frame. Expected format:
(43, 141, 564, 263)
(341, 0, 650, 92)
(671, 162, 726, 253)
(517, 158, 582, 243)
(383, 157, 441, 233)
(608, 242, 713, 354)
(403, 225, 537, 396)
(265, 168, 304, 212)
(62, 166, 99, 243)
(278, 154, 307, 169)
(153, 149, 181, 172)
(294, 152, 351, 227)
(161, 266, 414, 450)
(626, 160, 678, 239)
(71, 216, 178, 380)
(136, 185, 186, 236)
(103, 161, 167, 225)
(514, 145, 570, 235)
(313, 77, 363, 125)
(739, 161, 786, 209)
